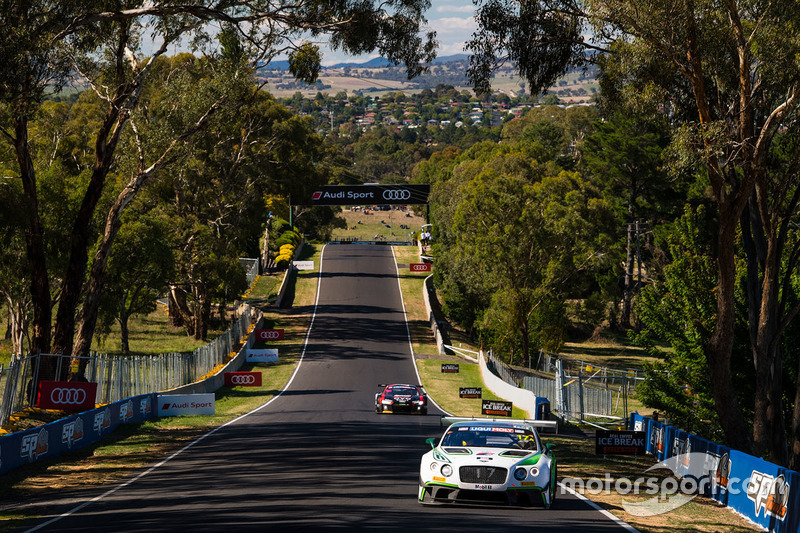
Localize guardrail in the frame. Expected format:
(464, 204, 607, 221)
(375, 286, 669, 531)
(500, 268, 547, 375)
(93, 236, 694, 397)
(0, 304, 256, 427)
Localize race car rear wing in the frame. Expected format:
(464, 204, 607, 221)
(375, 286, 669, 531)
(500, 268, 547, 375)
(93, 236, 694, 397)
(440, 416, 558, 435)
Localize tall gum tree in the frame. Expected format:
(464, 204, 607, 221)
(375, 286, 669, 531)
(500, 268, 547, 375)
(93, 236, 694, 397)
(0, 1, 436, 379)
(466, 0, 800, 458)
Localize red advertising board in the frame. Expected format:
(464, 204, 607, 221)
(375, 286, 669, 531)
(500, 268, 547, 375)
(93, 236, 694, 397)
(36, 381, 97, 411)
(224, 371, 263, 387)
(254, 328, 285, 341)
(409, 263, 432, 272)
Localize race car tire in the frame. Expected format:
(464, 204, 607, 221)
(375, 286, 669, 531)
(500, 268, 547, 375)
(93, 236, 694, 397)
(375, 405, 382, 414)
(420, 408, 428, 416)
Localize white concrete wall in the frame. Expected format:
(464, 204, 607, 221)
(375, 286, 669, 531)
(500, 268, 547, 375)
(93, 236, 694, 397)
(479, 350, 535, 418)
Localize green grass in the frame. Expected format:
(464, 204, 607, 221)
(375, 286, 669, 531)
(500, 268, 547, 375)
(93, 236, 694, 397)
(330, 208, 426, 242)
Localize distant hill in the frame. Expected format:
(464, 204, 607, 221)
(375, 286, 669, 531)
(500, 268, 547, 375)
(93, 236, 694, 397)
(260, 54, 470, 71)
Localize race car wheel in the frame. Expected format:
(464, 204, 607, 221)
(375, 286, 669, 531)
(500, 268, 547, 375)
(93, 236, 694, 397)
(420, 408, 428, 416)
(375, 404, 382, 414)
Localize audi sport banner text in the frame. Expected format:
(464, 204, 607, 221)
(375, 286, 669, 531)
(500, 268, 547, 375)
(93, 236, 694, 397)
(224, 371, 263, 387)
(254, 328, 285, 341)
(37, 380, 97, 411)
(157, 393, 215, 417)
(309, 184, 430, 206)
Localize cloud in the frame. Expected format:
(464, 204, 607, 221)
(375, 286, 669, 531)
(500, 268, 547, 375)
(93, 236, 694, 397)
(435, 5, 476, 13)
(430, 16, 476, 35)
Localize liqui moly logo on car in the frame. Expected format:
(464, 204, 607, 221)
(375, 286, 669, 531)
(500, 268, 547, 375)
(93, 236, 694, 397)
(94, 408, 111, 435)
(61, 418, 85, 448)
(20, 428, 49, 461)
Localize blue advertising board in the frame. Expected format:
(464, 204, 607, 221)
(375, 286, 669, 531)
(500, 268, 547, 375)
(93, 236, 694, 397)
(0, 393, 156, 476)
(630, 413, 799, 531)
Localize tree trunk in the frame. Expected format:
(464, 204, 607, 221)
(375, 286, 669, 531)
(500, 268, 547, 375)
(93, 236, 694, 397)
(15, 116, 51, 359)
(119, 312, 130, 357)
(706, 211, 754, 453)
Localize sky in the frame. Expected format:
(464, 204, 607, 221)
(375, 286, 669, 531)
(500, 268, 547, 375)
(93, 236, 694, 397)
(150, 1, 479, 66)
(318, 1, 478, 65)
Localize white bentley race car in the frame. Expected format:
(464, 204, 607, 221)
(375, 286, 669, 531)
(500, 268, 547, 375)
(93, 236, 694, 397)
(419, 418, 557, 507)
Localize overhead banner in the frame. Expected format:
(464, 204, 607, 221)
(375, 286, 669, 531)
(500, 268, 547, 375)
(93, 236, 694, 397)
(309, 184, 430, 206)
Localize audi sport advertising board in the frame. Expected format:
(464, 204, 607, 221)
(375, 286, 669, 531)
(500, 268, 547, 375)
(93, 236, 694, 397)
(157, 393, 215, 417)
(246, 348, 279, 362)
(224, 371, 263, 387)
(254, 328, 284, 341)
(409, 263, 432, 272)
(309, 184, 430, 206)
(293, 260, 314, 270)
(36, 381, 97, 411)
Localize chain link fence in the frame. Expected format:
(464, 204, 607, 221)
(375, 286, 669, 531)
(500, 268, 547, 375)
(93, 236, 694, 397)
(0, 304, 255, 427)
(486, 350, 632, 420)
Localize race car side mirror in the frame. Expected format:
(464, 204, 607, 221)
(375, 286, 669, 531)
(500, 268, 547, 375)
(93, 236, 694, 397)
(426, 437, 437, 449)
(545, 443, 556, 453)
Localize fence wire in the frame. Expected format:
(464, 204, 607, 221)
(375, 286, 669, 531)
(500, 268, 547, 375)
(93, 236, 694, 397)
(486, 350, 627, 419)
(0, 304, 254, 427)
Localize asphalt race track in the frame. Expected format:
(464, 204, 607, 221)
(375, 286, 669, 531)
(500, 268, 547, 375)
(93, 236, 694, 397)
(16, 245, 636, 532)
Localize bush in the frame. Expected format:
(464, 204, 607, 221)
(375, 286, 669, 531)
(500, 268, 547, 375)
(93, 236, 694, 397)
(280, 244, 296, 256)
(275, 254, 292, 269)
(273, 230, 301, 250)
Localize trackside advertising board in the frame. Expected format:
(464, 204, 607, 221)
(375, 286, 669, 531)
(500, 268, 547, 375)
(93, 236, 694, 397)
(0, 393, 156, 476)
(630, 413, 800, 531)
(157, 393, 215, 416)
(36, 380, 97, 411)
(224, 371, 262, 387)
(246, 348, 279, 362)
(482, 400, 513, 417)
(254, 329, 284, 341)
(595, 430, 645, 455)
(309, 184, 430, 206)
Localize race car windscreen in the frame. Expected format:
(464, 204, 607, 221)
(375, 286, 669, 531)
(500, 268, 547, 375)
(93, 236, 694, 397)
(386, 387, 420, 399)
(442, 426, 539, 451)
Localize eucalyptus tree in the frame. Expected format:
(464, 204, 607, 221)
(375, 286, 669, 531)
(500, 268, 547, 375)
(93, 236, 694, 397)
(0, 1, 437, 378)
(466, 0, 800, 459)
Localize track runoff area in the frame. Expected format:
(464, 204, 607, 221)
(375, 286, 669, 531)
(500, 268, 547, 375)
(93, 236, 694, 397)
(20, 185, 636, 532)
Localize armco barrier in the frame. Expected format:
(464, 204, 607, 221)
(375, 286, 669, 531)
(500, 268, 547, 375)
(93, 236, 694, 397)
(630, 413, 799, 531)
(0, 393, 156, 476)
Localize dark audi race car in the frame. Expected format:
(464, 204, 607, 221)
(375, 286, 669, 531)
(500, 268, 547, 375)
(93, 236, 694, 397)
(375, 384, 428, 415)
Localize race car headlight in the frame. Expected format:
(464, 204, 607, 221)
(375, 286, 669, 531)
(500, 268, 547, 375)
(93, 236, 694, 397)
(382, 399, 392, 405)
(530, 467, 540, 477)
(441, 464, 453, 477)
(430, 462, 438, 472)
(514, 468, 527, 481)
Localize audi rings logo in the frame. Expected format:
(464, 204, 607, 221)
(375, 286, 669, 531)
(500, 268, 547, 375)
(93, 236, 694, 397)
(382, 189, 412, 201)
(50, 387, 87, 405)
(225, 371, 262, 387)
(259, 331, 281, 340)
